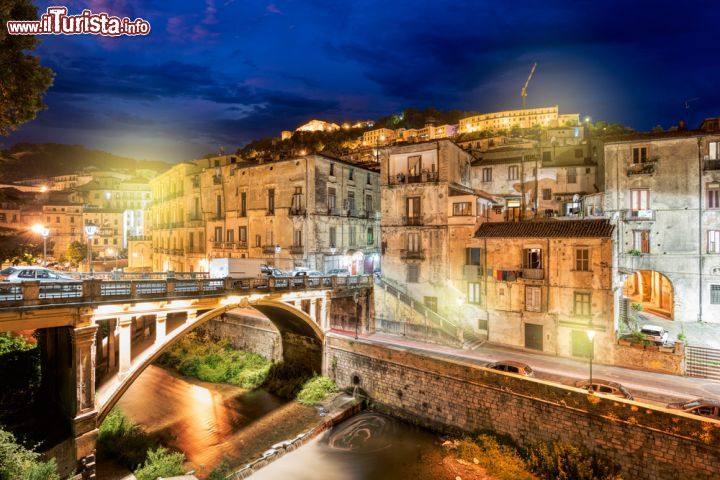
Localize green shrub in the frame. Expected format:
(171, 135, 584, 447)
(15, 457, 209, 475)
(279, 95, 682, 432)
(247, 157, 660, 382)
(456, 435, 534, 480)
(133, 447, 185, 480)
(524, 441, 622, 480)
(206, 459, 232, 480)
(261, 361, 312, 399)
(0, 427, 59, 480)
(97, 408, 158, 469)
(296, 376, 337, 405)
(628, 330, 650, 346)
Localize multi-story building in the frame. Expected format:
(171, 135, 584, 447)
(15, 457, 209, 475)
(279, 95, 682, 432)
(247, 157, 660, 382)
(377, 139, 494, 334)
(148, 161, 206, 272)
(200, 154, 381, 274)
(466, 220, 616, 362)
(295, 119, 340, 133)
(602, 121, 720, 324)
(74, 174, 151, 211)
(458, 106, 579, 134)
(40, 202, 84, 255)
(362, 128, 395, 146)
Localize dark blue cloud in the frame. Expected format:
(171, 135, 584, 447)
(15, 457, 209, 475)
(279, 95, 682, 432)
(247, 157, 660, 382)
(4, 0, 719, 160)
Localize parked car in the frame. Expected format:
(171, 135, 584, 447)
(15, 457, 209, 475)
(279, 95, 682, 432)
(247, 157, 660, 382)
(640, 324, 669, 345)
(269, 269, 291, 277)
(485, 360, 534, 377)
(574, 379, 634, 400)
(666, 398, 720, 420)
(326, 268, 350, 276)
(0, 266, 76, 283)
(293, 270, 323, 277)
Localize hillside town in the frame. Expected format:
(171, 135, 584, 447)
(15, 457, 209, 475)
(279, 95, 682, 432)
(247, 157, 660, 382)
(3, 106, 720, 379)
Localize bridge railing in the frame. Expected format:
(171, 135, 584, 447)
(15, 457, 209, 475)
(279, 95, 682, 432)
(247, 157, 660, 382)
(0, 275, 373, 308)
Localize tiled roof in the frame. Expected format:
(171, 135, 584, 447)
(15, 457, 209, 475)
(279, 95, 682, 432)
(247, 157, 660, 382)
(474, 219, 614, 238)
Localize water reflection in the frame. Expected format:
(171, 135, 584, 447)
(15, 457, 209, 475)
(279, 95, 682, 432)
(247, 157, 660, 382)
(251, 412, 444, 480)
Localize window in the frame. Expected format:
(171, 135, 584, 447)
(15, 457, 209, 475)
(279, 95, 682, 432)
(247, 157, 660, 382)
(633, 230, 650, 254)
(367, 173, 372, 185)
(408, 155, 422, 176)
(349, 226, 356, 246)
(347, 191, 355, 211)
(574, 292, 591, 317)
(482, 168, 492, 182)
(266, 229, 273, 245)
(711, 285, 720, 304)
(367, 227, 374, 245)
(453, 202, 472, 216)
(329, 227, 336, 248)
(349, 168, 354, 181)
(267, 188, 275, 214)
(239, 226, 247, 244)
(255, 234, 261, 247)
(407, 265, 419, 283)
(467, 283, 483, 305)
(240, 192, 247, 217)
(424, 296, 438, 312)
(542, 188, 552, 201)
(465, 247, 481, 266)
(710, 141, 720, 160)
(292, 187, 303, 212)
(508, 165, 519, 180)
(709, 231, 720, 253)
(214, 226, 222, 242)
(567, 167, 577, 184)
(216, 195, 222, 217)
(575, 248, 590, 271)
(328, 187, 336, 210)
(525, 286, 542, 312)
(408, 232, 421, 252)
(293, 228, 302, 246)
(630, 189, 650, 215)
(365, 194, 373, 213)
(542, 151, 552, 162)
(329, 163, 335, 176)
(632, 146, 648, 164)
(522, 248, 542, 269)
(707, 184, 720, 209)
(406, 196, 421, 219)
(227, 229, 234, 242)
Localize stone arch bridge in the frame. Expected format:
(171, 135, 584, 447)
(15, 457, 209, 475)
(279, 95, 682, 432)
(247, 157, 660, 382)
(0, 274, 374, 478)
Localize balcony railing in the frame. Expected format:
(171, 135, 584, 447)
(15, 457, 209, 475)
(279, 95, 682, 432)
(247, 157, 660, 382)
(624, 209, 655, 221)
(289, 207, 306, 216)
(389, 171, 439, 185)
(521, 268, 544, 280)
(704, 159, 720, 171)
(290, 245, 304, 255)
(400, 249, 425, 260)
(403, 216, 423, 226)
(262, 245, 278, 255)
(212, 175, 222, 185)
(463, 265, 482, 280)
(627, 161, 656, 176)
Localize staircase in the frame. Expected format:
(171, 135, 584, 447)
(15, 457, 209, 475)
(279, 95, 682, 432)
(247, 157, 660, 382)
(686, 345, 720, 380)
(462, 331, 485, 351)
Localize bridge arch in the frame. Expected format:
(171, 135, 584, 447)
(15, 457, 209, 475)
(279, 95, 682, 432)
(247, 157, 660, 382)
(97, 297, 324, 422)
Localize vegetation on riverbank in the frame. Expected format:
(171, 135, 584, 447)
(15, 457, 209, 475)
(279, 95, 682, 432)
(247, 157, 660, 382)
(450, 434, 623, 480)
(0, 333, 40, 420)
(297, 376, 338, 406)
(0, 426, 59, 480)
(157, 332, 272, 389)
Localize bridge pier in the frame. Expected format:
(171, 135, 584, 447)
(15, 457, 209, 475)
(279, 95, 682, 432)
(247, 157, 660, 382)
(69, 325, 99, 480)
(155, 312, 167, 343)
(118, 316, 133, 379)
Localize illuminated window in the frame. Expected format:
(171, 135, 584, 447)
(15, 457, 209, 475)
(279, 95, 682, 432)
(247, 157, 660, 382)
(573, 292, 591, 317)
(633, 230, 650, 253)
(508, 165, 519, 180)
(453, 202, 472, 216)
(465, 247, 481, 266)
(710, 142, 720, 160)
(709, 230, 720, 254)
(542, 188, 552, 200)
(482, 168, 492, 182)
(567, 167, 577, 184)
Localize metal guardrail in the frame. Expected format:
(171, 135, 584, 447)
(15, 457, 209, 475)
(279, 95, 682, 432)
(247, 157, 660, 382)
(0, 274, 373, 308)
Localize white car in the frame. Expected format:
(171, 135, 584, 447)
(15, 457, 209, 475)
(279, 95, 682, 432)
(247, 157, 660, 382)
(0, 266, 76, 283)
(640, 324, 669, 345)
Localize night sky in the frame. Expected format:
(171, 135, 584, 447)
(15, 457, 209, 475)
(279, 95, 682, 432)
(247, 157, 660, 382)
(5, 0, 720, 162)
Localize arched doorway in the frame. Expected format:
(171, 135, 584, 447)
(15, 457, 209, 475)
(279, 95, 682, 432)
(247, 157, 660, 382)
(623, 270, 674, 320)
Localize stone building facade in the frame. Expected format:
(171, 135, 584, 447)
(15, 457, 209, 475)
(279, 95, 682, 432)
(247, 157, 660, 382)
(466, 220, 616, 362)
(602, 127, 720, 324)
(458, 106, 579, 134)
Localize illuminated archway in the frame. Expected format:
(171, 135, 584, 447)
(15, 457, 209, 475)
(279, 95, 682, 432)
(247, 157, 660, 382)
(623, 270, 674, 320)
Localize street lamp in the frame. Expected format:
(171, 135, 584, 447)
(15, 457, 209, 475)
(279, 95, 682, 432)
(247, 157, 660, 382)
(84, 223, 98, 275)
(31, 224, 50, 267)
(586, 329, 596, 384)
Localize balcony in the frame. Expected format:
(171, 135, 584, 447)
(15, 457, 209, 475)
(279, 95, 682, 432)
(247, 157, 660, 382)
(403, 216, 423, 226)
(388, 171, 439, 185)
(289, 207, 306, 216)
(170, 249, 184, 256)
(704, 159, 720, 171)
(262, 245, 279, 255)
(627, 161, 656, 176)
(212, 175, 222, 185)
(290, 245, 304, 255)
(400, 249, 425, 260)
(463, 264, 482, 280)
(624, 209, 655, 221)
(521, 268, 544, 280)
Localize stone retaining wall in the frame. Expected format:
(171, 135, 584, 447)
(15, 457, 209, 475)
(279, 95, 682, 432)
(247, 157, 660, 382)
(326, 335, 720, 480)
(614, 340, 685, 375)
(200, 312, 281, 361)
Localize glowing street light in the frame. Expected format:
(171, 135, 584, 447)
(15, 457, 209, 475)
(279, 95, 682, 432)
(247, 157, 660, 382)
(586, 329, 596, 385)
(31, 224, 50, 267)
(84, 223, 98, 275)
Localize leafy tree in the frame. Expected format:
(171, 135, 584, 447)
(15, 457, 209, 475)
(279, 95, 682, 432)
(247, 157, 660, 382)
(0, 0, 54, 135)
(63, 241, 86, 266)
(0, 230, 40, 264)
(0, 427, 59, 480)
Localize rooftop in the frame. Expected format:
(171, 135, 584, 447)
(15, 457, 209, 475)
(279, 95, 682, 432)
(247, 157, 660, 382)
(474, 219, 614, 238)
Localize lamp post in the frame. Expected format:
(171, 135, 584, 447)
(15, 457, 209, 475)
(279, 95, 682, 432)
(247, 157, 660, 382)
(84, 223, 98, 276)
(586, 329, 596, 384)
(31, 224, 50, 267)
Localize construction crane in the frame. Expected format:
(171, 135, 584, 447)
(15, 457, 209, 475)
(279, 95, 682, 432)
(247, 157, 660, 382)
(521, 62, 537, 109)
